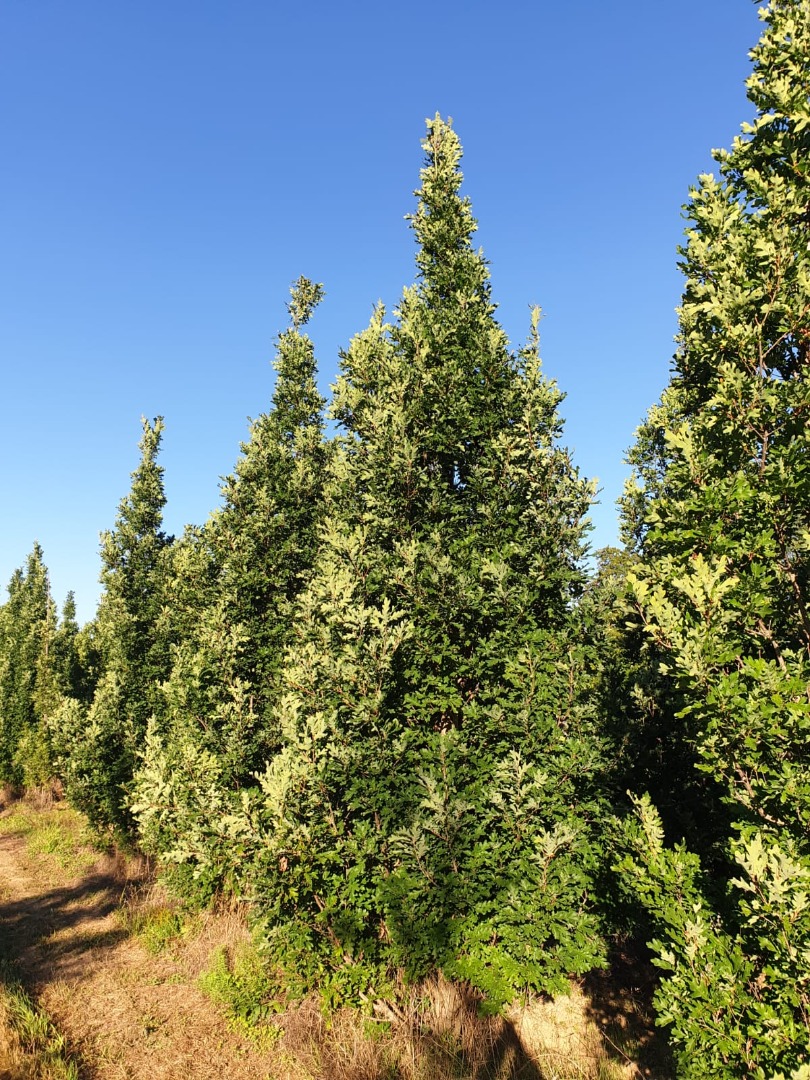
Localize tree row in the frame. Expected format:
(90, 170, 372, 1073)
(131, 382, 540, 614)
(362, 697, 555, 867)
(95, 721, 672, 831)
(1, 4, 808, 1075)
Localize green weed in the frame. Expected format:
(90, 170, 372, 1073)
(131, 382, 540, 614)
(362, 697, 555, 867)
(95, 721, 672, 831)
(116, 899, 189, 955)
(140, 907, 185, 954)
(0, 960, 80, 1080)
(198, 942, 283, 1050)
(26, 822, 89, 871)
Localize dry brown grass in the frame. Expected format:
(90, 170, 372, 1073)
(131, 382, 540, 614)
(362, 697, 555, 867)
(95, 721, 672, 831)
(20, 784, 64, 815)
(178, 901, 254, 980)
(509, 989, 626, 1080)
(0, 796, 281, 1080)
(277, 972, 645, 1080)
(0, 795, 670, 1080)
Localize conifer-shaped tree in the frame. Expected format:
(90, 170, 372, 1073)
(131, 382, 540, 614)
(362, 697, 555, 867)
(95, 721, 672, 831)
(25, 591, 80, 787)
(52, 418, 173, 834)
(131, 281, 328, 894)
(0, 544, 52, 783)
(242, 117, 604, 1003)
(620, 2, 810, 1073)
(210, 275, 328, 724)
(99, 417, 173, 724)
(0, 547, 83, 788)
(50, 592, 89, 705)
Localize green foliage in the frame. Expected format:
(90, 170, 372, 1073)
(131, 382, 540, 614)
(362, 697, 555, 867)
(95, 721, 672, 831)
(198, 942, 282, 1047)
(97, 417, 174, 728)
(131, 279, 329, 889)
(620, 1, 810, 1073)
(119, 904, 186, 954)
(12, 728, 54, 791)
(236, 116, 605, 1005)
(56, 417, 174, 835)
(131, 715, 252, 904)
(0, 546, 81, 788)
(50, 674, 133, 836)
(0, 546, 50, 782)
(619, 796, 810, 1079)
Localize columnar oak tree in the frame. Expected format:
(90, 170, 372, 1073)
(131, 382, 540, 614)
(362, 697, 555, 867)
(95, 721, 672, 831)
(131, 280, 329, 896)
(0, 544, 74, 786)
(238, 117, 606, 1004)
(52, 418, 173, 834)
(620, 2, 810, 1074)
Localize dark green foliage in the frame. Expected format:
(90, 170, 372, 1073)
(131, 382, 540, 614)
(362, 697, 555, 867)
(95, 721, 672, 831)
(97, 417, 174, 732)
(237, 117, 606, 1004)
(0, 547, 50, 783)
(49, 595, 85, 705)
(0, 546, 80, 788)
(620, 1, 810, 1073)
(52, 418, 173, 835)
(131, 281, 329, 888)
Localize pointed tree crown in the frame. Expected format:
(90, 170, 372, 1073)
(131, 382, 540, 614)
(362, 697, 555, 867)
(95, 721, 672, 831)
(409, 115, 488, 302)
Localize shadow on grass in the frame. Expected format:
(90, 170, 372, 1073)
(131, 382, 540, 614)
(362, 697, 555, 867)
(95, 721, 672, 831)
(0, 831, 134, 986)
(285, 983, 548, 1080)
(583, 941, 675, 1079)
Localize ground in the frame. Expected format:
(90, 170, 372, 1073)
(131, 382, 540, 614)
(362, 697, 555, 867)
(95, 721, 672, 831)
(0, 794, 672, 1080)
(0, 797, 284, 1080)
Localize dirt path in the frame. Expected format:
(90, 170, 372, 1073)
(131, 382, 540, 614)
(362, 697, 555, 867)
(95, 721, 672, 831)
(0, 806, 298, 1080)
(0, 801, 672, 1080)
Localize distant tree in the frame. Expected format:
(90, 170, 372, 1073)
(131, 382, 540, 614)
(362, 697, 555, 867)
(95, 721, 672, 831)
(239, 117, 606, 1004)
(131, 280, 329, 897)
(619, 2, 810, 1074)
(0, 544, 51, 784)
(52, 418, 173, 834)
(0, 547, 82, 788)
(50, 593, 82, 700)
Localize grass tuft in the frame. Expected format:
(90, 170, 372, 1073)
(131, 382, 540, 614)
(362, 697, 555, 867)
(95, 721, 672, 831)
(117, 899, 187, 955)
(0, 961, 80, 1080)
(198, 942, 283, 1051)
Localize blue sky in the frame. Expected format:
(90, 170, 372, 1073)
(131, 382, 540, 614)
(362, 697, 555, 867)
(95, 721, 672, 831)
(1, 1, 763, 624)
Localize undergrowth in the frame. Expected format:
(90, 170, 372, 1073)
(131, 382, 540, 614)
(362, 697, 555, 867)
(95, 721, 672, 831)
(117, 899, 188, 955)
(0, 960, 80, 1080)
(0, 793, 662, 1079)
(198, 942, 283, 1051)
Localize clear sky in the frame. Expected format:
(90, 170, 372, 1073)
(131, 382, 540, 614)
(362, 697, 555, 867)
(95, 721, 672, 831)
(1, 1, 764, 624)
